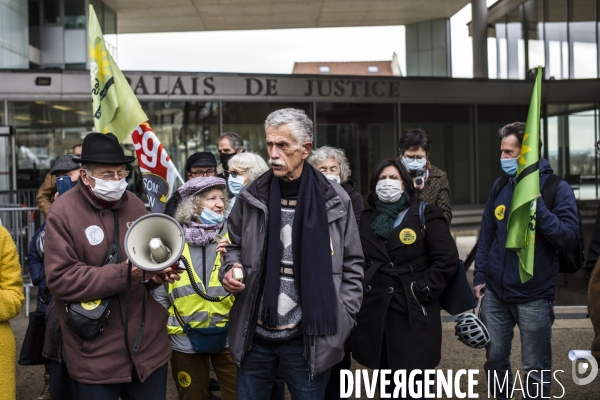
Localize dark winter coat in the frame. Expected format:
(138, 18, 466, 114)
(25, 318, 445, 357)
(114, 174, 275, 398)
(351, 201, 458, 371)
(219, 165, 364, 377)
(586, 204, 600, 276)
(28, 222, 50, 312)
(341, 179, 364, 227)
(163, 191, 182, 218)
(474, 159, 580, 303)
(45, 179, 171, 384)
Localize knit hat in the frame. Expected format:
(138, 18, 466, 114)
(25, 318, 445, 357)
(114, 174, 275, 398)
(184, 152, 217, 172)
(178, 176, 226, 201)
(50, 154, 81, 175)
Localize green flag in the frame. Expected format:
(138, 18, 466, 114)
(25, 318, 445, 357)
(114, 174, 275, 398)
(88, 5, 147, 142)
(506, 66, 542, 283)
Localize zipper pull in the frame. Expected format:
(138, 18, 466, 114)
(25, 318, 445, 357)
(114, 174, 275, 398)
(410, 282, 427, 316)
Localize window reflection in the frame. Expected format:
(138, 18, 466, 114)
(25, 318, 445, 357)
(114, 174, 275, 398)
(547, 104, 599, 200)
(401, 104, 474, 205)
(489, 0, 598, 80)
(316, 103, 396, 196)
(222, 102, 312, 161)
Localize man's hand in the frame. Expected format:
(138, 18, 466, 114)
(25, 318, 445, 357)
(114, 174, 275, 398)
(130, 262, 180, 284)
(222, 263, 245, 293)
(150, 267, 181, 284)
(474, 283, 486, 299)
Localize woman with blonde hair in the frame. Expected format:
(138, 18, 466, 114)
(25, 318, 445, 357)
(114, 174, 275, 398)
(153, 177, 236, 400)
(226, 152, 269, 214)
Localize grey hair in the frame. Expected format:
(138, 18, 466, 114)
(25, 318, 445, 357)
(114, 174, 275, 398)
(219, 132, 244, 151)
(264, 108, 313, 145)
(174, 187, 230, 224)
(227, 152, 269, 181)
(308, 146, 352, 183)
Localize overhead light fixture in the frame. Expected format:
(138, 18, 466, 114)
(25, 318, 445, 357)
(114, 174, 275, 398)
(51, 105, 72, 111)
(35, 77, 52, 86)
(75, 111, 89, 116)
(34, 101, 46, 105)
(14, 116, 30, 121)
(38, 120, 52, 124)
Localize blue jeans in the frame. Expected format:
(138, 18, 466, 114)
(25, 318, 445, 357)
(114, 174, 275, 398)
(236, 337, 331, 400)
(481, 290, 555, 400)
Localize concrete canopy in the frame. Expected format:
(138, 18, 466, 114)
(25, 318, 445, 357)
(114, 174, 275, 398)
(104, 0, 470, 34)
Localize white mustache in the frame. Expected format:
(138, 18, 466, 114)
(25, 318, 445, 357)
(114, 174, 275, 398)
(269, 159, 286, 167)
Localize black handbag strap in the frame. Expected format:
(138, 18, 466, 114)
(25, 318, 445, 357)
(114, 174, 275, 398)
(121, 210, 146, 356)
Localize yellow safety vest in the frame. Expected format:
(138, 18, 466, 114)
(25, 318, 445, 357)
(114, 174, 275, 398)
(166, 232, 234, 335)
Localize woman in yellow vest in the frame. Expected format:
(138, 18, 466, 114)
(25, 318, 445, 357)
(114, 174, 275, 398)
(153, 176, 236, 400)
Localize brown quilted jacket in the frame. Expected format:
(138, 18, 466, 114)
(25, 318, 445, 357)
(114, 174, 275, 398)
(418, 165, 452, 224)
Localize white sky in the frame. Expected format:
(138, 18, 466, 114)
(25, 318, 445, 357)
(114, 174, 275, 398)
(116, 1, 498, 78)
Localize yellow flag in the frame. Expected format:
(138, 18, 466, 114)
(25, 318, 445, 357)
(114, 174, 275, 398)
(88, 5, 147, 142)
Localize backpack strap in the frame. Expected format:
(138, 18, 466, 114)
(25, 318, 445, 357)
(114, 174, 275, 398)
(493, 176, 510, 203)
(541, 174, 562, 211)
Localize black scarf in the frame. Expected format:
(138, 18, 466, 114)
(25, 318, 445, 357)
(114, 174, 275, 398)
(262, 164, 337, 335)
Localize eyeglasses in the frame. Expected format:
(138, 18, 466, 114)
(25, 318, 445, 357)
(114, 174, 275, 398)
(87, 169, 129, 181)
(189, 168, 217, 178)
(403, 155, 426, 161)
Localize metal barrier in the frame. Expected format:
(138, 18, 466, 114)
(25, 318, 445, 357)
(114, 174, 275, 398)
(0, 189, 39, 208)
(0, 206, 43, 316)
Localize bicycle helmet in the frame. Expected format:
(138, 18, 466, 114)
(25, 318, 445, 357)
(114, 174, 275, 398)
(454, 295, 490, 349)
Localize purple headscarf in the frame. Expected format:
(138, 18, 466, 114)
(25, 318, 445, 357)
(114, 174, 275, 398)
(177, 176, 226, 246)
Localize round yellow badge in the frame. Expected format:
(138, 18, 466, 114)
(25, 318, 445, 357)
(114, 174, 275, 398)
(178, 371, 192, 388)
(80, 299, 101, 310)
(495, 205, 506, 220)
(399, 229, 417, 245)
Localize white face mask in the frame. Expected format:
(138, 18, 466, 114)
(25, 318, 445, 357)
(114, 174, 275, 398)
(376, 179, 403, 203)
(88, 175, 128, 202)
(325, 174, 341, 184)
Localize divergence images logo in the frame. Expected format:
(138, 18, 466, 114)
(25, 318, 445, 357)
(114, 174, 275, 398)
(571, 351, 598, 385)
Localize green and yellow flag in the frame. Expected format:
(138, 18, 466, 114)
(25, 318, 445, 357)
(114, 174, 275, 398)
(506, 66, 542, 283)
(88, 5, 147, 142)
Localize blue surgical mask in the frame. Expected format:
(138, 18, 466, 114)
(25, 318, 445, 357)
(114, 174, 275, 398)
(402, 156, 427, 171)
(228, 174, 245, 196)
(199, 207, 224, 225)
(500, 157, 519, 176)
(56, 176, 77, 195)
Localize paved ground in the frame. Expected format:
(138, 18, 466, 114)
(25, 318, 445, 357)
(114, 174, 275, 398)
(13, 303, 600, 399)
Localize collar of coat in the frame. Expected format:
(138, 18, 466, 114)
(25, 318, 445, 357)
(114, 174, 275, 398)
(243, 162, 338, 206)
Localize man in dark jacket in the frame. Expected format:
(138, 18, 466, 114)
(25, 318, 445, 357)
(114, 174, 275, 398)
(36, 144, 82, 216)
(45, 133, 178, 399)
(217, 132, 245, 177)
(220, 108, 364, 400)
(474, 122, 580, 400)
(163, 151, 218, 217)
(29, 154, 81, 400)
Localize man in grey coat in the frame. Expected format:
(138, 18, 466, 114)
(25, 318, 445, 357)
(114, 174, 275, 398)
(220, 108, 364, 399)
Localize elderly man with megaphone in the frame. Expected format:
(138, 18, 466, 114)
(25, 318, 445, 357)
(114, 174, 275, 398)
(45, 132, 179, 400)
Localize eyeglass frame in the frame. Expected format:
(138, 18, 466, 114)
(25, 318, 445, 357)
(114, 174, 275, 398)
(402, 155, 427, 161)
(188, 168, 218, 178)
(86, 168, 129, 181)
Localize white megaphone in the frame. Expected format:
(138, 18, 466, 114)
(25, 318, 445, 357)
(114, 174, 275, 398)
(124, 214, 185, 272)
